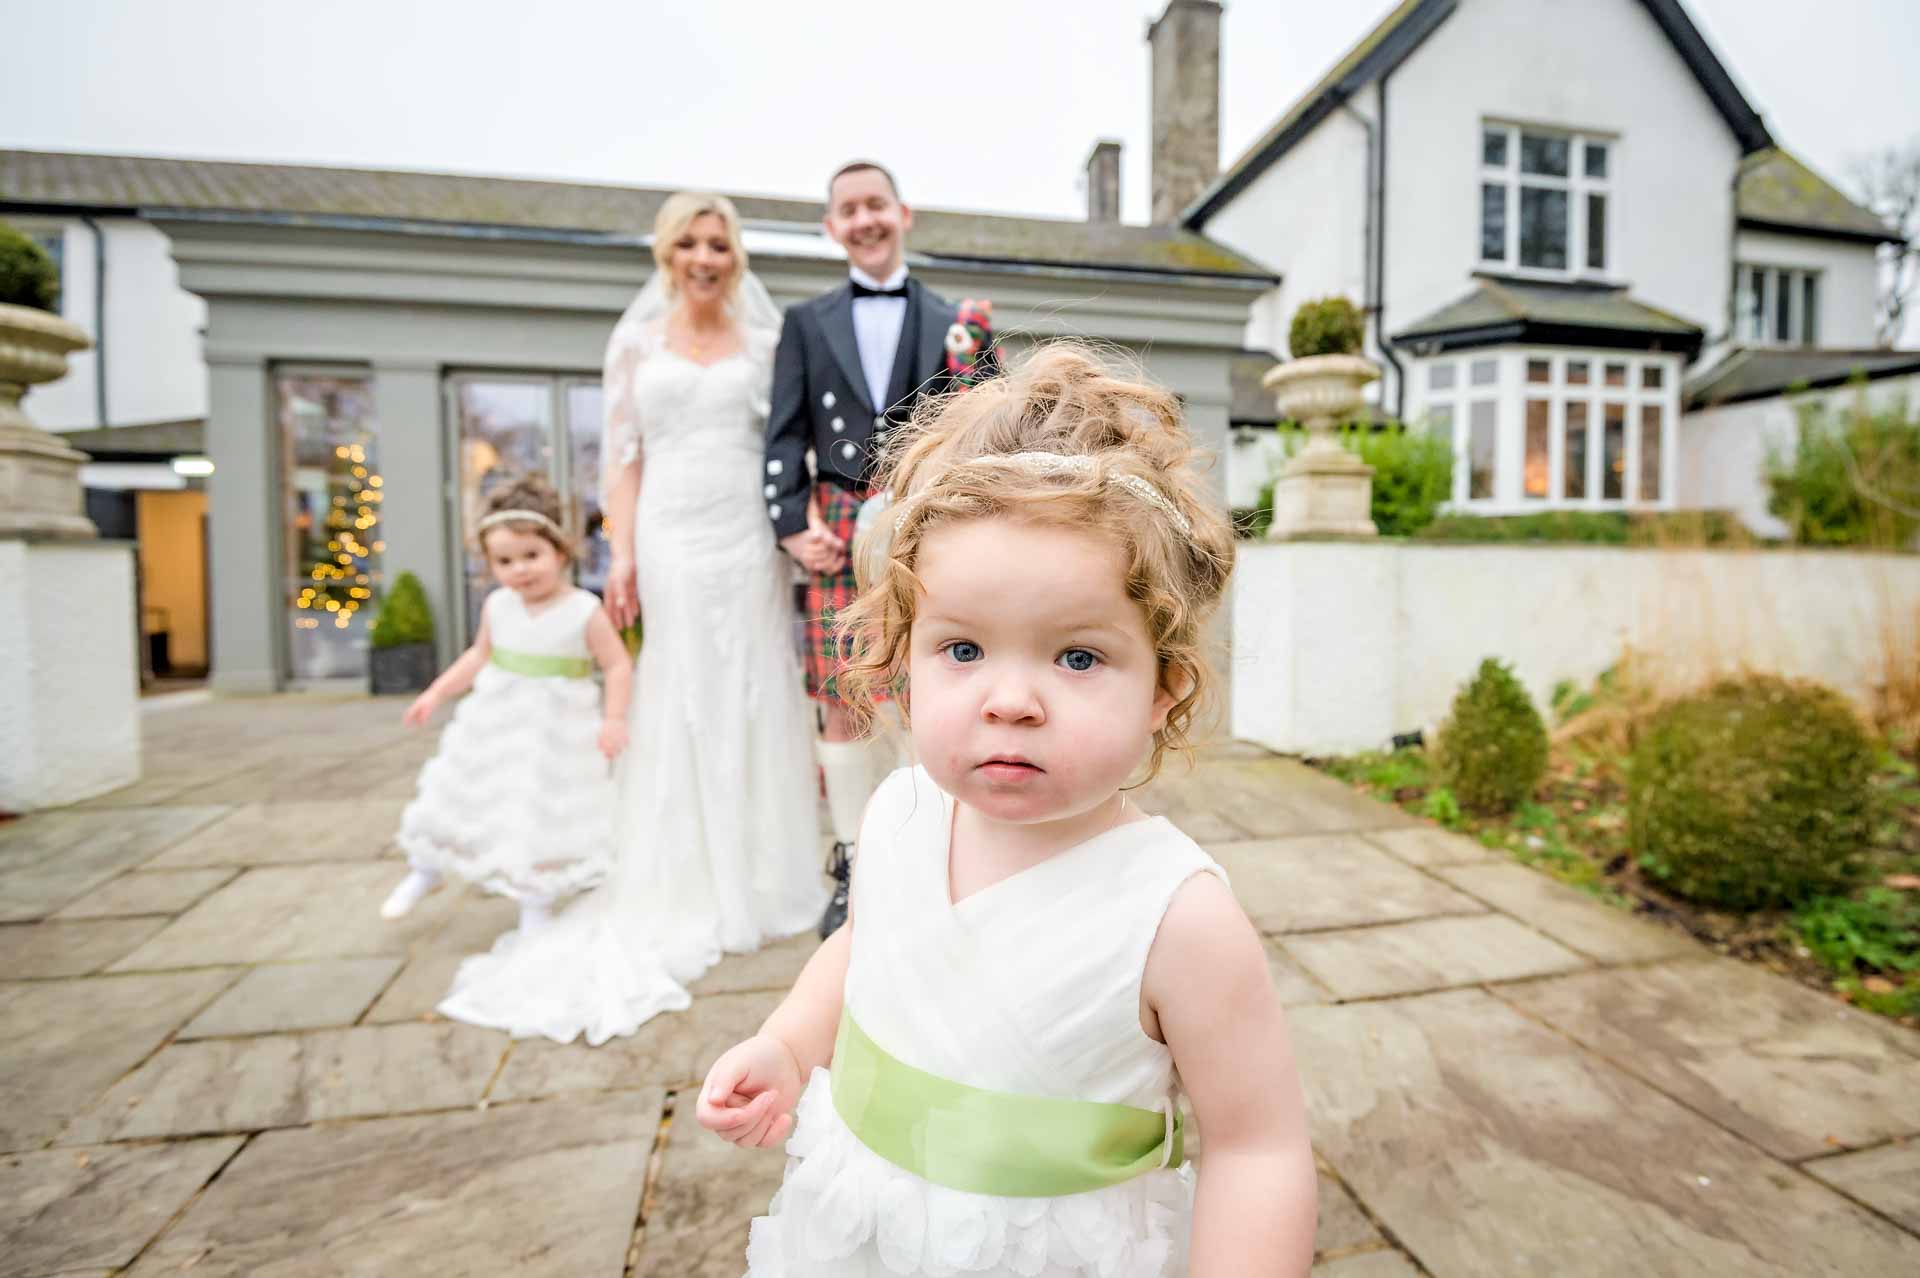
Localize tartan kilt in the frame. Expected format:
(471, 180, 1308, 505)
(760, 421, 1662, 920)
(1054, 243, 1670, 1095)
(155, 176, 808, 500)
(805, 480, 877, 703)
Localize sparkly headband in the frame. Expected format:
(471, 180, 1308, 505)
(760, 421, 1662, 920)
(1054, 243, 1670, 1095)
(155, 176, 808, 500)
(891, 451, 1193, 537)
(476, 509, 564, 536)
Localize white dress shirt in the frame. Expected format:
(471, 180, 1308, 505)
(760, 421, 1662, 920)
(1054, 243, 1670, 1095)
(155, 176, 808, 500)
(849, 264, 909, 413)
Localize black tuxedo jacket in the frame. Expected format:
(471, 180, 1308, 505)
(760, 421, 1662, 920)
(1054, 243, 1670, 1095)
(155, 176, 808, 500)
(764, 278, 985, 541)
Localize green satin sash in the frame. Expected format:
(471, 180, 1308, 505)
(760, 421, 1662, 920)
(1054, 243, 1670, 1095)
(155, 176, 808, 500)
(489, 647, 593, 679)
(830, 1011, 1183, 1198)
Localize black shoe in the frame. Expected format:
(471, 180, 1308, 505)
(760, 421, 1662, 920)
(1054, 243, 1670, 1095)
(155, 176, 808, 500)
(818, 841, 852, 938)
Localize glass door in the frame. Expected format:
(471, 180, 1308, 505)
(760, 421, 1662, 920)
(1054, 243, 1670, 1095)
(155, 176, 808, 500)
(277, 371, 383, 681)
(445, 373, 606, 644)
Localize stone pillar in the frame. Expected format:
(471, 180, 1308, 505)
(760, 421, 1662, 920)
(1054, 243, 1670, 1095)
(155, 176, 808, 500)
(206, 354, 283, 693)
(371, 361, 455, 665)
(1147, 0, 1222, 225)
(1085, 140, 1122, 224)
(0, 302, 141, 810)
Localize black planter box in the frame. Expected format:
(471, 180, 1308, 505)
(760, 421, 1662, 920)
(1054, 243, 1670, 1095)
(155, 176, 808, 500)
(370, 642, 437, 695)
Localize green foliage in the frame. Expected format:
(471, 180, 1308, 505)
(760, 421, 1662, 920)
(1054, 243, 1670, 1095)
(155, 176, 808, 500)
(1765, 396, 1920, 548)
(0, 221, 59, 312)
(1417, 509, 1753, 545)
(1287, 296, 1365, 359)
(1421, 786, 1463, 827)
(1241, 421, 1453, 540)
(369, 572, 434, 649)
(1433, 659, 1550, 815)
(1629, 675, 1875, 910)
(1794, 888, 1920, 975)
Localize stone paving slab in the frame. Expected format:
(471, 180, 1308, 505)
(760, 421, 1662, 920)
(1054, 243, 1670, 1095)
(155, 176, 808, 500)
(1292, 989, 1920, 1275)
(0, 807, 230, 921)
(1364, 826, 1499, 868)
(1154, 759, 1420, 841)
(1496, 960, 1920, 1161)
(143, 800, 407, 867)
(108, 862, 464, 971)
(689, 933, 818, 998)
(176, 958, 404, 1039)
(1804, 1143, 1920, 1234)
(1266, 939, 1331, 1006)
(160, 752, 397, 807)
(1314, 1172, 1384, 1255)
(126, 1094, 660, 1278)
(362, 954, 464, 1024)
(492, 991, 781, 1100)
(1437, 863, 1699, 964)
(1312, 1253, 1420, 1278)
(0, 917, 173, 979)
(1210, 835, 1485, 935)
(51, 868, 239, 920)
(63, 1022, 508, 1143)
(0, 1136, 243, 1276)
(0, 969, 238, 1152)
(633, 1114, 786, 1276)
(1285, 914, 1587, 1001)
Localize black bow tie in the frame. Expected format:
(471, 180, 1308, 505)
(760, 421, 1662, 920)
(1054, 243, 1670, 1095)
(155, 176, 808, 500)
(849, 280, 910, 300)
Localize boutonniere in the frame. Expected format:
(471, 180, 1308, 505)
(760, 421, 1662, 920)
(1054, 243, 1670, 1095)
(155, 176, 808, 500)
(944, 298, 993, 387)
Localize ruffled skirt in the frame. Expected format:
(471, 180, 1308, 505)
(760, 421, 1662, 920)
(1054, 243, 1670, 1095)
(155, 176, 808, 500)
(397, 667, 615, 903)
(747, 1070, 1194, 1278)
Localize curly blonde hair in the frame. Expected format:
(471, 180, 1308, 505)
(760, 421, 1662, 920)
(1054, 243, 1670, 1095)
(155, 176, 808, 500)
(836, 343, 1235, 781)
(478, 473, 573, 562)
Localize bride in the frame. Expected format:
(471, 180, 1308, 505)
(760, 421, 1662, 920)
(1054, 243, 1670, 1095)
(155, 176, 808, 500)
(438, 192, 827, 1044)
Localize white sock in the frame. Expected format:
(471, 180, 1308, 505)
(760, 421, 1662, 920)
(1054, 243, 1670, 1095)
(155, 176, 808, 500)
(518, 899, 554, 936)
(817, 738, 876, 845)
(380, 868, 442, 920)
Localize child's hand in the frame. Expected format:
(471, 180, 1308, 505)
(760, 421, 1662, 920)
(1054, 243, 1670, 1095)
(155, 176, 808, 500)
(402, 691, 439, 728)
(697, 1033, 803, 1149)
(598, 718, 628, 761)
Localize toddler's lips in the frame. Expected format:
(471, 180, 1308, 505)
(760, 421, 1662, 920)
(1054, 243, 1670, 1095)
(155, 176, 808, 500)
(976, 758, 1042, 783)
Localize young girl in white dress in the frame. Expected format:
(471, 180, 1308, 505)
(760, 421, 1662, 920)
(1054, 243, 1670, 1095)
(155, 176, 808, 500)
(698, 347, 1319, 1276)
(380, 475, 630, 936)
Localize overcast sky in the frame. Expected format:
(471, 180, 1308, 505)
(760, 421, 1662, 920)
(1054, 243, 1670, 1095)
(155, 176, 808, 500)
(4, 0, 1916, 224)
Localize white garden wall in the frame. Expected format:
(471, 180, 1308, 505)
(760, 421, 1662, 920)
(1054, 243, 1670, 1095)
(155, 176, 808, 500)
(1232, 540, 1920, 756)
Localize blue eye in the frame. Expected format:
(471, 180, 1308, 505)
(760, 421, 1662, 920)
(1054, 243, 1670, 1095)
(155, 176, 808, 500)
(946, 641, 983, 664)
(1059, 649, 1100, 673)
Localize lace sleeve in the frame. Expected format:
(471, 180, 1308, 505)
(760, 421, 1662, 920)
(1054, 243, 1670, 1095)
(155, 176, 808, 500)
(600, 282, 664, 505)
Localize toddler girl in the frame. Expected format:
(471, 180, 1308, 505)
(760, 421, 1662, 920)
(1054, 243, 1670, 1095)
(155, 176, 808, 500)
(698, 347, 1317, 1276)
(381, 475, 629, 936)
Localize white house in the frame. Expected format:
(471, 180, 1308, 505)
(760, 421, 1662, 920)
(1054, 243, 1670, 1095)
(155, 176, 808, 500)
(1184, 0, 1912, 530)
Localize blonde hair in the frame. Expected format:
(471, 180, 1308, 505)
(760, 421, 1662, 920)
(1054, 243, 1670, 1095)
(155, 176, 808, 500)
(837, 344, 1236, 781)
(651, 191, 747, 296)
(478, 474, 573, 562)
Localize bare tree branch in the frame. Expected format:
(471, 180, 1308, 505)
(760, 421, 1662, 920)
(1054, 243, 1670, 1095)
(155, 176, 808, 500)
(1848, 139, 1920, 347)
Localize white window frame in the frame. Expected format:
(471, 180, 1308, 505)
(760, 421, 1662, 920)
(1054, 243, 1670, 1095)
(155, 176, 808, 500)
(1412, 348, 1679, 513)
(1735, 263, 1821, 346)
(1479, 122, 1616, 282)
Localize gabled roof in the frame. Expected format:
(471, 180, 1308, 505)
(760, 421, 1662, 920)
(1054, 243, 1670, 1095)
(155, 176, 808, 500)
(0, 149, 1276, 282)
(1736, 148, 1902, 245)
(1686, 347, 1920, 410)
(1186, 0, 1774, 229)
(1393, 277, 1704, 356)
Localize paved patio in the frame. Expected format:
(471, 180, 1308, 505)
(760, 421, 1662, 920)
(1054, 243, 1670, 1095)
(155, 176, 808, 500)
(3, 693, 1919, 1276)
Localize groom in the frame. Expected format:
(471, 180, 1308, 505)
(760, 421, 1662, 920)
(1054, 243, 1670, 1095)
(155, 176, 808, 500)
(765, 159, 995, 937)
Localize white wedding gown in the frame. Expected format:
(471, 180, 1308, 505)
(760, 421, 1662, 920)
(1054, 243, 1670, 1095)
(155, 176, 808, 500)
(438, 296, 827, 1045)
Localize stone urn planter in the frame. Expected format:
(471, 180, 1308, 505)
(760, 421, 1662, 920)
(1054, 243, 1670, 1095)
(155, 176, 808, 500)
(0, 301, 96, 539)
(1262, 352, 1381, 539)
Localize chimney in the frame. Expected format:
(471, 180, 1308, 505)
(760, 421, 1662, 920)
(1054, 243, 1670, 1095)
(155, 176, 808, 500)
(1147, 0, 1222, 225)
(1085, 139, 1122, 223)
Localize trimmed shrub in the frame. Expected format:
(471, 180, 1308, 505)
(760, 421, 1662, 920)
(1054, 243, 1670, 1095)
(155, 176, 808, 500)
(1433, 659, 1550, 815)
(1417, 509, 1753, 546)
(1765, 397, 1920, 548)
(1628, 675, 1875, 910)
(370, 572, 434, 649)
(1287, 296, 1365, 359)
(0, 221, 59, 312)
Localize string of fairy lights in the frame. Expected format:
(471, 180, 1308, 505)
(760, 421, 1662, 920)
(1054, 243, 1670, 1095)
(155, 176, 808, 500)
(293, 440, 386, 631)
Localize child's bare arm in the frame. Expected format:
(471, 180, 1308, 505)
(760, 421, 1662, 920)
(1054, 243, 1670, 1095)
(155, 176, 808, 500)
(1146, 874, 1317, 1277)
(583, 607, 632, 759)
(403, 615, 492, 727)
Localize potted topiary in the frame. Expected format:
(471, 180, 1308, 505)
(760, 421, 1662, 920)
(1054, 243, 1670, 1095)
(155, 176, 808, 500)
(0, 220, 96, 538)
(368, 571, 438, 695)
(1262, 296, 1380, 538)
